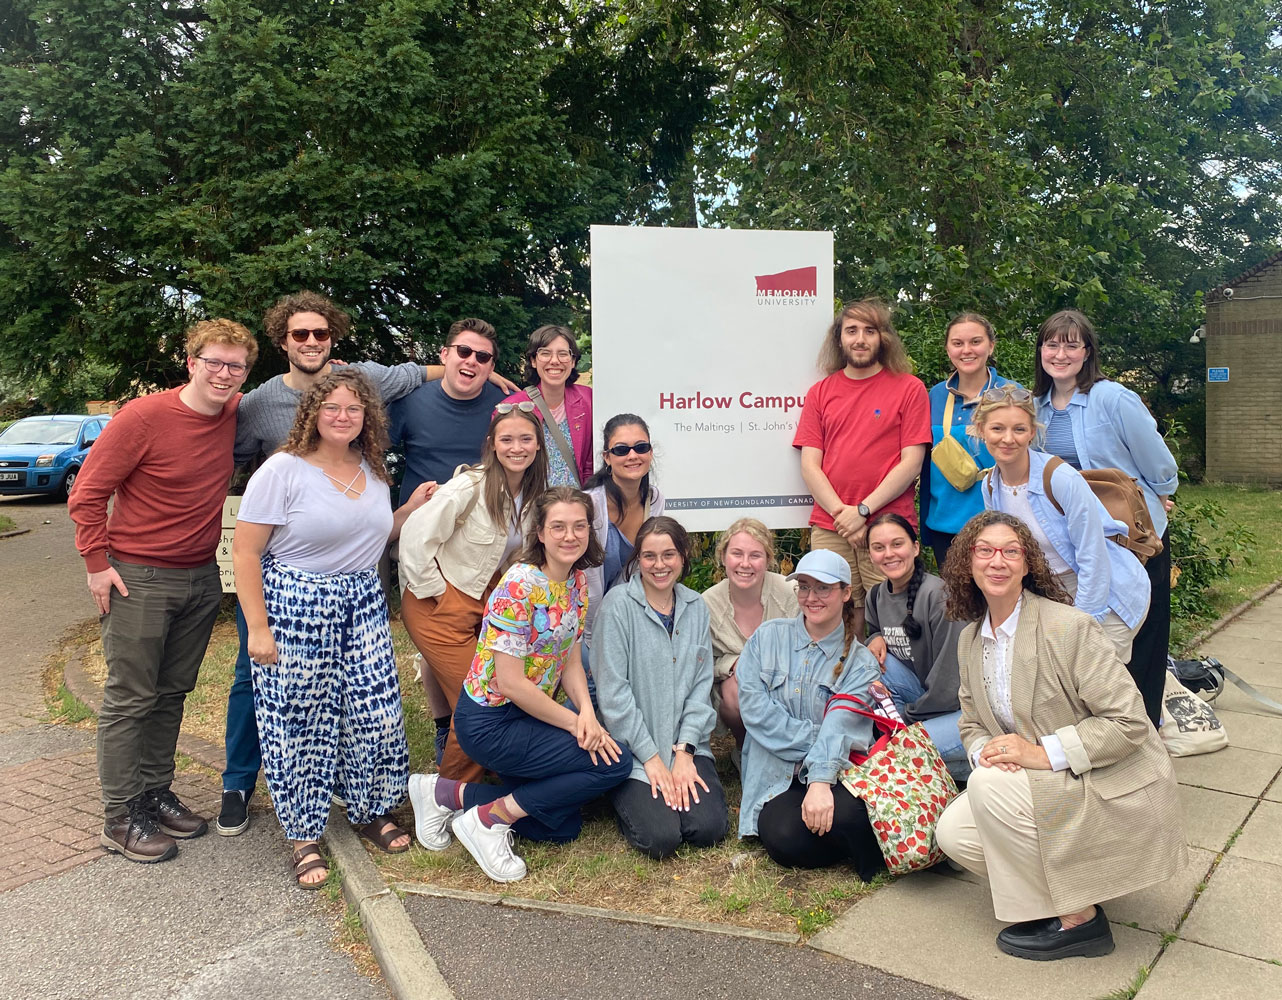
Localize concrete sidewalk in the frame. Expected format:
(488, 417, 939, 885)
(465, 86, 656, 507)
(0, 497, 387, 1000)
(810, 591, 1282, 1000)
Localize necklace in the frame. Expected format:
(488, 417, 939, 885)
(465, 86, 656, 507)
(321, 463, 365, 497)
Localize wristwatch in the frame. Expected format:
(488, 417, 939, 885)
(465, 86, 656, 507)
(856, 503, 871, 518)
(672, 742, 697, 756)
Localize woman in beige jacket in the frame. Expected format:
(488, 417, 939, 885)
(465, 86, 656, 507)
(399, 405, 548, 780)
(935, 510, 1186, 962)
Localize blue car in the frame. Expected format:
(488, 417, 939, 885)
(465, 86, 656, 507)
(0, 414, 111, 501)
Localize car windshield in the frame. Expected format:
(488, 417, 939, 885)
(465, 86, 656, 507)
(0, 420, 83, 446)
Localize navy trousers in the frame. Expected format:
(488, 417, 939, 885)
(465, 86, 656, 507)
(454, 694, 631, 843)
(221, 601, 262, 793)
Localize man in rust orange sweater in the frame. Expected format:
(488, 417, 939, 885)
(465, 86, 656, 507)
(70, 318, 257, 863)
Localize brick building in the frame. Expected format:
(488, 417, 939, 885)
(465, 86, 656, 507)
(1204, 252, 1282, 484)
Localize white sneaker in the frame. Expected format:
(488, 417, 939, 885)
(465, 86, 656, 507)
(453, 806, 527, 882)
(407, 773, 457, 851)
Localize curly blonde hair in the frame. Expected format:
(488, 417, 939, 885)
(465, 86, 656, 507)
(941, 511, 1071, 622)
(713, 517, 778, 571)
(281, 369, 392, 484)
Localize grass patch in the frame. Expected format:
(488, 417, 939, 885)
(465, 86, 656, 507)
(1096, 965, 1150, 1000)
(1170, 482, 1282, 651)
(48, 681, 94, 724)
(0, 513, 15, 532)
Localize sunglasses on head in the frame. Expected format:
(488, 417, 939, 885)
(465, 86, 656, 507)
(981, 384, 1033, 403)
(288, 328, 331, 343)
(494, 401, 536, 415)
(450, 344, 494, 365)
(606, 441, 652, 457)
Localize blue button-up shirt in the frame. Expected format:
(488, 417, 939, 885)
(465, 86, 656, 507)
(735, 614, 880, 837)
(984, 449, 1151, 629)
(1035, 380, 1178, 536)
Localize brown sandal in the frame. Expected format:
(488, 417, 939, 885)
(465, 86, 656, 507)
(291, 841, 329, 889)
(356, 816, 411, 854)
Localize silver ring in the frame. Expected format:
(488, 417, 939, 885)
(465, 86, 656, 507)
(1000, 745, 1008, 753)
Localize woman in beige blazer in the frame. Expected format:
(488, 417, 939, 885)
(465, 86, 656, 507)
(935, 510, 1186, 962)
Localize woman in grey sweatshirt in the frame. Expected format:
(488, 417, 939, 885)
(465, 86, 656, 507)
(865, 513, 970, 781)
(594, 516, 729, 859)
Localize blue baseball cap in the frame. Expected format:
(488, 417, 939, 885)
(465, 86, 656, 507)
(787, 549, 852, 587)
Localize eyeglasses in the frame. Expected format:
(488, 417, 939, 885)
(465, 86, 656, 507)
(495, 401, 536, 415)
(320, 403, 365, 418)
(449, 344, 494, 365)
(1041, 340, 1086, 356)
(546, 521, 590, 538)
(795, 582, 837, 597)
(980, 384, 1033, 404)
(288, 328, 331, 343)
(196, 357, 249, 377)
(971, 543, 1026, 561)
(536, 348, 575, 363)
(606, 441, 653, 457)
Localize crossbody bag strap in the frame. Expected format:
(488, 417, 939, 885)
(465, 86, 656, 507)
(526, 386, 580, 487)
(942, 389, 957, 435)
(1221, 666, 1282, 715)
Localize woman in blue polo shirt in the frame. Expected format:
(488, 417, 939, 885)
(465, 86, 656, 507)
(1034, 310, 1177, 727)
(921, 313, 1020, 568)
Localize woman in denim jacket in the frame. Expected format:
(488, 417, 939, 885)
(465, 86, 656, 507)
(973, 387, 1150, 662)
(1034, 310, 1177, 726)
(736, 549, 883, 878)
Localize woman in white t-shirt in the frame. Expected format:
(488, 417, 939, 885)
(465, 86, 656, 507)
(232, 370, 431, 889)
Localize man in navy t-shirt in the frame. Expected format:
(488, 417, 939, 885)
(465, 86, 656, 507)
(389, 318, 507, 506)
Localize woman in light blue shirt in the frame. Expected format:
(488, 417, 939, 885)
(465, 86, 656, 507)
(1033, 310, 1177, 727)
(972, 386, 1150, 663)
(736, 549, 883, 878)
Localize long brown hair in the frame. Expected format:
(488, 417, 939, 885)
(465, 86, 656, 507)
(941, 511, 1071, 622)
(818, 297, 911, 376)
(281, 369, 391, 483)
(474, 408, 549, 528)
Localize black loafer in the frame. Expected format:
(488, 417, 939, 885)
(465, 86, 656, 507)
(996, 905, 1115, 961)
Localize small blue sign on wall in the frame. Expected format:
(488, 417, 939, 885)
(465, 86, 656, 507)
(1208, 367, 1230, 383)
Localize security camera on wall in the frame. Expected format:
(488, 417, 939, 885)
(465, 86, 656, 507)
(1223, 287, 1234, 299)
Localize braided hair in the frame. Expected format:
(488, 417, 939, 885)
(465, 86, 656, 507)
(867, 512, 926, 640)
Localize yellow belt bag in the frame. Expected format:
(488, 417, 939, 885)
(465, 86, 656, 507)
(930, 391, 984, 492)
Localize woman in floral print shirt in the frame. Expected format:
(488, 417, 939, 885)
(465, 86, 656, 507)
(407, 486, 632, 883)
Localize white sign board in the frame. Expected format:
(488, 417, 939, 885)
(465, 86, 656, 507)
(218, 495, 240, 592)
(591, 226, 832, 531)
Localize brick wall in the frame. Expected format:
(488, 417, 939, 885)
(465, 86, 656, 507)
(1205, 267, 1282, 483)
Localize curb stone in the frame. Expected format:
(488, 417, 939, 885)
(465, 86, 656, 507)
(62, 645, 456, 1000)
(0, 528, 32, 540)
(324, 815, 456, 1000)
(394, 883, 802, 945)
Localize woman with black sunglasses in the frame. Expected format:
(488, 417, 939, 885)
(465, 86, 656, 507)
(581, 414, 664, 686)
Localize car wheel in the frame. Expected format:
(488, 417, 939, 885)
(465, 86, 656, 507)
(56, 466, 80, 502)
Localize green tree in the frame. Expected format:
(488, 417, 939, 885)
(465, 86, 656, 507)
(0, 0, 715, 405)
(692, 0, 1282, 458)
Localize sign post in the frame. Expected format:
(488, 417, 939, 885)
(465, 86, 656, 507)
(591, 226, 833, 531)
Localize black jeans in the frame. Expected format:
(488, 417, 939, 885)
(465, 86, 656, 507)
(757, 779, 885, 881)
(610, 755, 728, 860)
(1126, 526, 1171, 728)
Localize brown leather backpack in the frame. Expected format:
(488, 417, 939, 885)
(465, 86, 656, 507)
(1041, 456, 1163, 564)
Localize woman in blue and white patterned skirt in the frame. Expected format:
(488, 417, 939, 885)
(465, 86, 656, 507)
(232, 369, 432, 888)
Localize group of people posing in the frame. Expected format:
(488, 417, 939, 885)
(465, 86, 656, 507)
(70, 291, 1186, 964)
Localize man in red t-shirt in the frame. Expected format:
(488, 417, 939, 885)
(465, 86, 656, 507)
(793, 298, 930, 636)
(70, 319, 257, 864)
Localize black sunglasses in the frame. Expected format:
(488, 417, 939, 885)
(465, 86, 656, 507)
(606, 441, 653, 457)
(288, 328, 331, 343)
(449, 344, 494, 365)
